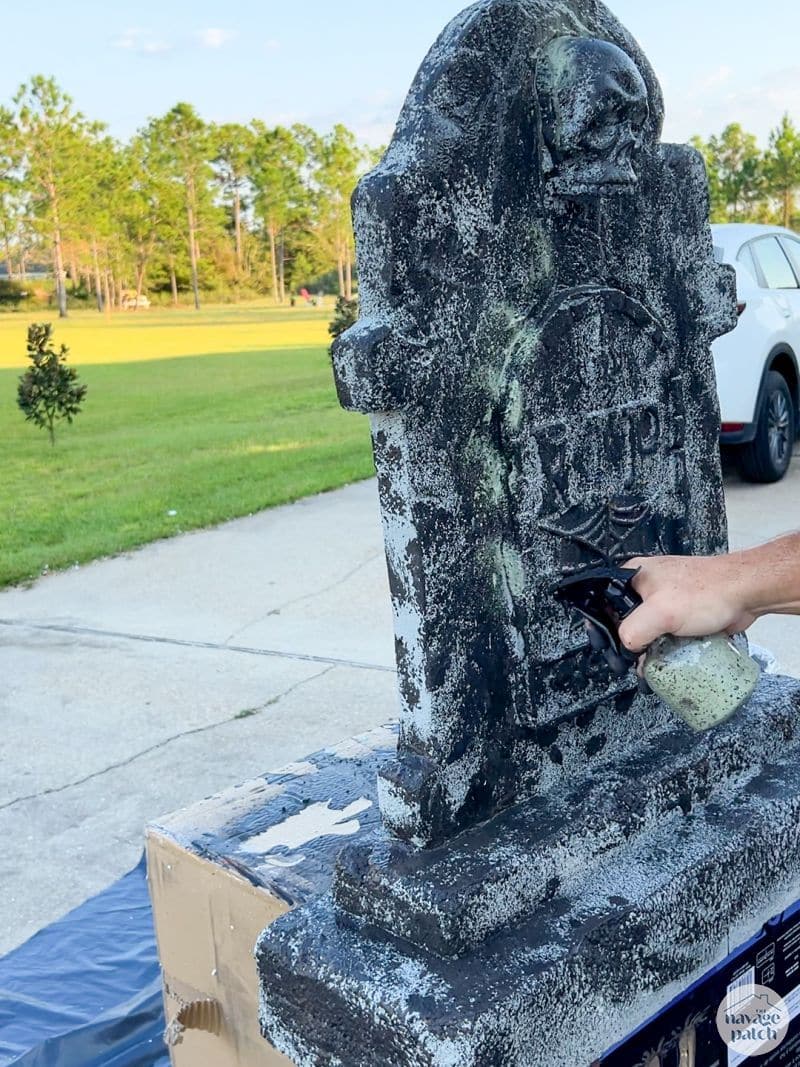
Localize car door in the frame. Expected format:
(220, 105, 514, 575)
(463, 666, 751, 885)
(749, 235, 800, 334)
(778, 235, 800, 352)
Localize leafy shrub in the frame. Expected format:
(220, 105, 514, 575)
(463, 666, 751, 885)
(329, 296, 359, 343)
(0, 279, 30, 307)
(17, 323, 87, 445)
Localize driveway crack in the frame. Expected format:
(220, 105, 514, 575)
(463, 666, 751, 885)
(223, 551, 383, 644)
(0, 665, 335, 814)
(0, 618, 394, 673)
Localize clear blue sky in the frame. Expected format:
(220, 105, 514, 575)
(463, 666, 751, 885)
(1, 0, 798, 147)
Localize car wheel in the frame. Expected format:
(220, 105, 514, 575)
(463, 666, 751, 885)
(737, 370, 796, 483)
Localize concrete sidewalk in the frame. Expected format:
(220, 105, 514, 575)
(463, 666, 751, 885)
(3, 463, 800, 954)
(0, 480, 396, 954)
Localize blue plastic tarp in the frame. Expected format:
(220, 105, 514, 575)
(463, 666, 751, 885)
(0, 855, 168, 1067)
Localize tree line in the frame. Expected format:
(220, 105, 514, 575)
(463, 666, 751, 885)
(2, 77, 800, 318)
(0, 76, 378, 315)
(691, 115, 800, 228)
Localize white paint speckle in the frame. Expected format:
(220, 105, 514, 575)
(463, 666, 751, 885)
(241, 798, 373, 855)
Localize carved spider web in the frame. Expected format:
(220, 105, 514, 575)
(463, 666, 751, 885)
(540, 498, 653, 570)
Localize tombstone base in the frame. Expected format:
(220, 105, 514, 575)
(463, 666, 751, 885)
(258, 676, 800, 1066)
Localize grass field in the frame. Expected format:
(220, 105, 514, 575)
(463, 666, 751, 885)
(0, 302, 375, 588)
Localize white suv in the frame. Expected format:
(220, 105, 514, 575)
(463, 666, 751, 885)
(712, 223, 800, 482)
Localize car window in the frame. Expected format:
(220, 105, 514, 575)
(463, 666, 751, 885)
(750, 237, 798, 289)
(736, 244, 758, 281)
(780, 237, 800, 279)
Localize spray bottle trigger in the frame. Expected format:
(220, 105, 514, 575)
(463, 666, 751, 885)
(604, 572, 642, 622)
(553, 566, 643, 670)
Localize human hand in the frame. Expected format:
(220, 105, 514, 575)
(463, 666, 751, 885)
(617, 554, 756, 653)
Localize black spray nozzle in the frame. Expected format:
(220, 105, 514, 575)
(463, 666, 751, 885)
(554, 566, 649, 686)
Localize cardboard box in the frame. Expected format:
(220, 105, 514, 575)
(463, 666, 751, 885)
(146, 724, 397, 1067)
(597, 901, 800, 1066)
(149, 717, 800, 1066)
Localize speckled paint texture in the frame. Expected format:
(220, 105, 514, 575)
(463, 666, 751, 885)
(257, 2, 800, 1064)
(643, 633, 761, 731)
(331, 0, 736, 849)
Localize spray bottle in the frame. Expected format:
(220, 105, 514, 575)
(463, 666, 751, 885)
(555, 565, 761, 732)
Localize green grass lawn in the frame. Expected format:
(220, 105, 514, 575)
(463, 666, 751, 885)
(0, 303, 374, 587)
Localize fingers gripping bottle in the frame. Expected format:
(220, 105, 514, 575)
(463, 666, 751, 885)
(554, 566, 761, 732)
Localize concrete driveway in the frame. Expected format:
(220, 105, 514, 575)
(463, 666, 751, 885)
(2, 460, 799, 955)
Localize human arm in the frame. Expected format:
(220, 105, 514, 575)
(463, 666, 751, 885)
(618, 532, 800, 653)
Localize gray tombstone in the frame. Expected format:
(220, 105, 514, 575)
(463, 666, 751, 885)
(257, 2, 800, 1064)
(330, 2, 733, 851)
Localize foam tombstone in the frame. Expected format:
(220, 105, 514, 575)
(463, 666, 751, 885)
(257, 3, 800, 1065)
(331, 0, 732, 849)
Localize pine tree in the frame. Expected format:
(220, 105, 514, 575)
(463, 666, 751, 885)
(706, 124, 765, 221)
(313, 125, 365, 299)
(765, 115, 800, 229)
(13, 77, 106, 318)
(140, 104, 217, 310)
(250, 123, 308, 303)
(212, 122, 254, 283)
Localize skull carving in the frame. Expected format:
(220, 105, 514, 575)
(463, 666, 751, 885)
(536, 36, 650, 199)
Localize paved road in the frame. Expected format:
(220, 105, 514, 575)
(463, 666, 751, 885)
(2, 457, 799, 954)
(724, 447, 800, 669)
